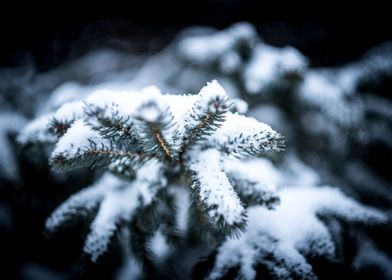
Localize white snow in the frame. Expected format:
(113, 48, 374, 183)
(209, 233, 314, 280)
(51, 120, 109, 160)
(116, 228, 143, 280)
(209, 186, 387, 279)
(280, 154, 321, 187)
(172, 186, 190, 233)
(244, 186, 386, 257)
(18, 114, 56, 144)
(46, 173, 124, 232)
(219, 51, 242, 74)
(84, 182, 141, 261)
(161, 94, 197, 120)
(213, 112, 274, 141)
(230, 98, 248, 114)
(197, 80, 228, 113)
(337, 64, 362, 93)
(188, 149, 245, 226)
(209, 112, 282, 155)
(223, 157, 280, 192)
(134, 160, 166, 205)
(136, 104, 161, 123)
(84, 86, 195, 146)
(84, 160, 165, 262)
(180, 80, 229, 142)
(51, 100, 84, 122)
(298, 70, 364, 127)
(222, 158, 280, 209)
(42, 82, 91, 113)
(85, 87, 152, 120)
(150, 230, 170, 261)
(37, 80, 282, 163)
(18, 100, 85, 145)
(178, 22, 256, 68)
(243, 44, 308, 94)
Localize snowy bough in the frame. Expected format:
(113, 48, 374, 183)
(19, 81, 387, 279)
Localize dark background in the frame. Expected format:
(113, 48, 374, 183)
(1, 1, 392, 70)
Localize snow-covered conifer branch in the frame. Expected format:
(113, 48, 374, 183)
(178, 22, 256, 72)
(243, 44, 308, 94)
(207, 186, 387, 280)
(38, 81, 284, 237)
(48, 118, 73, 137)
(50, 120, 145, 172)
(18, 115, 57, 145)
(134, 98, 177, 161)
(45, 173, 125, 233)
(223, 158, 280, 208)
(209, 113, 285, 157)
(21, 80, 286, 263)
(181, 80, 230, 153)
(84, 104, 139, 144)
(188, 149, 247, 236)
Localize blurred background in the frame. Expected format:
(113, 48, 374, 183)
(2, 2, 392, 69)
(1, 1, 392, 279)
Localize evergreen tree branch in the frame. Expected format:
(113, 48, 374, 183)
(223, 158, 280, 208)
(50, 120, 146, 173)
(45, 173, 125, 234)
(18, 114, 57, 146)
(180, 81, 230, 156)
(84, 161, 166, 262)
(48, 118, 73, 137)
(227, 175, 280, 208)
(209, 113, 285, 157)
(50, 138, 145, 173)
(84, 183, 140, 262)
(84, 104, 141, 148)
(48, 100, 85, 137)
(188, 149, 247, 236)
(134, 99, 178, 161)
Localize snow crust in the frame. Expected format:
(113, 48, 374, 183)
(51, 120, 109, 160)
(189, 149, 245, 226)
(209, 186, 386, 279)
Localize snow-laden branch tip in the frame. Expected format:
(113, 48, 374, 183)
(209, 186, 387, 280)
